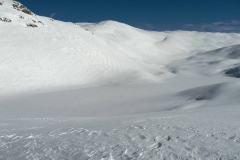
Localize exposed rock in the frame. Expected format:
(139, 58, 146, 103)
(19, 15, 24, 19)
(12, 1, 33, 15)
(38, 21, 44, 25)
(0, 2, 2, 5)
(26, 23, 38, 27)
(0, 17, 12, 22)
(225, 67, 240, 78)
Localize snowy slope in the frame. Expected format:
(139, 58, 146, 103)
(1, 1, 240, 159)
(1, 0, 240, 97)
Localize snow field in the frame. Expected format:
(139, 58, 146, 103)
(1, 1, 240, 159)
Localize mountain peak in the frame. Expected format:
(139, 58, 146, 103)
(0, 0, 33, 15)
(12, 1, 33, 15)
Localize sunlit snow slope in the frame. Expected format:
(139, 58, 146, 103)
(1, 0, 240, 97)
(1, 1, 240, 159)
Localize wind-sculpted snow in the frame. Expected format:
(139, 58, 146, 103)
(1, 1, 240, 159)
(0, 105, 240, 159)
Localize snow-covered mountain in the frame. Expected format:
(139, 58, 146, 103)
(1, 1, 240, 159)
(1, 0, 240, 97)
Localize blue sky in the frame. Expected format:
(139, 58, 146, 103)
(18, 0, 240, 32)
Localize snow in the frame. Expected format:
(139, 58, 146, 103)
(1, 2, 240, 159)
(1, 14, 240, 97)
(0, 0, 13, 6)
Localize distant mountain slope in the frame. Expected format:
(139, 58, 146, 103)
(1, 1, 240, 97)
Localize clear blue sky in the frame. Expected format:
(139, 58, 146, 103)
(18, 0, 240, 32)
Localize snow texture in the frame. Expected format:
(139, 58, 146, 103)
(1, 1, 240, 159)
